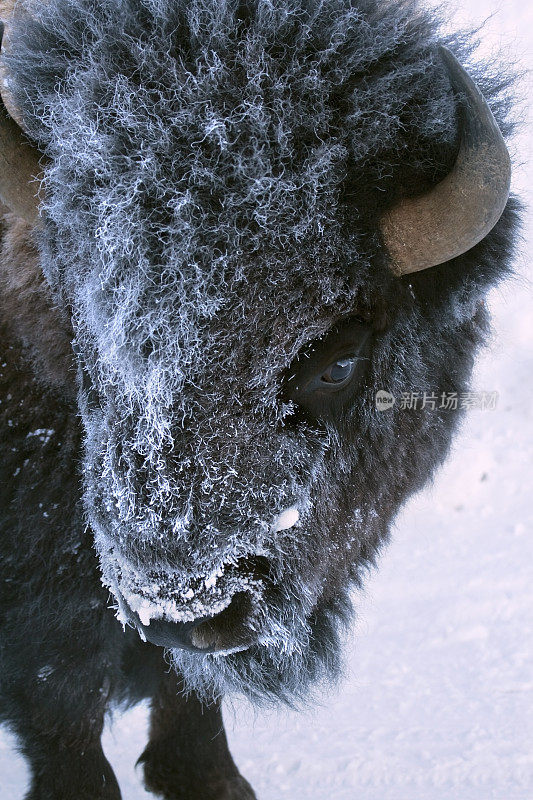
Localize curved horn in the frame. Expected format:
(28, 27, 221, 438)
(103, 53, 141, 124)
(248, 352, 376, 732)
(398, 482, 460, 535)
(0, 6, 43, 224)
(380, 46, 511, 276)
(0, 3, 29, 128)
(0, 102, 43, 223)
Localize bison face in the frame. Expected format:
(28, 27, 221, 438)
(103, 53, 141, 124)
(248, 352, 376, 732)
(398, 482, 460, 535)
(71, 230, 382, 680)
(61, 217, 388, 704)
(0, 0, 516, 702)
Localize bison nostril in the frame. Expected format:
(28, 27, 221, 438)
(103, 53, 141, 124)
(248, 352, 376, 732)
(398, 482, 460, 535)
(233, 554, 272, 582)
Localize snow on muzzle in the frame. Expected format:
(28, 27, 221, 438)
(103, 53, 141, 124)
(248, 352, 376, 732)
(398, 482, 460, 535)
(113, 554, 273, 654)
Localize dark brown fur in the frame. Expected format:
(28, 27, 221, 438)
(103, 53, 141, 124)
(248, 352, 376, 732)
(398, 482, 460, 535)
(0, 0, 521, 797)
(0, 209, 74, 393)
(0, 251, 256, 799)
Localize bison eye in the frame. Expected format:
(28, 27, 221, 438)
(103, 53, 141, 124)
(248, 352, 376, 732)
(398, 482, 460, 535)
(320, 357, 356, 386)
(283, 315, 373, 417)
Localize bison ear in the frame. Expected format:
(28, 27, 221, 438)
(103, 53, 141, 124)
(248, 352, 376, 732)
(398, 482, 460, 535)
(0, 6, 43, 224)
(380, 47, 511, 276)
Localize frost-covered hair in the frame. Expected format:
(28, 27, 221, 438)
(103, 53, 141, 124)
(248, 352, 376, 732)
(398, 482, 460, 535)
(5, 0, 519, 703)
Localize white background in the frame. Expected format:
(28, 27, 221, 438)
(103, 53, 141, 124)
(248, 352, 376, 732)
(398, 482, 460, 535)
(1, 2, 531, 798)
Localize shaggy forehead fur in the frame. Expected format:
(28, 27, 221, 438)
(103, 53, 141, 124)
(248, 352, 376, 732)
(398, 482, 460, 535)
(4, 0, 519, 701)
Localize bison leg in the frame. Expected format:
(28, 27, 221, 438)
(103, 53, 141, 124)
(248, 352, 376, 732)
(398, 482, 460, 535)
(2, 666, 120, 800)
(138, 666, 256, 800)
(21, 736, 120, 800)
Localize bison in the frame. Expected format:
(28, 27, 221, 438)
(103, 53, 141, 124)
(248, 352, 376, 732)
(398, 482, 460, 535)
(0, 0, 519, 798)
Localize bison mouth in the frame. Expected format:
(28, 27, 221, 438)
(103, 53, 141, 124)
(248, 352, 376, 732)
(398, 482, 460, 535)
(119, 588, 261, 655)
(110, 555, 272, 655)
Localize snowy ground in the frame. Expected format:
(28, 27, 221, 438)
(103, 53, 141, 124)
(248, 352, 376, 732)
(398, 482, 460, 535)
(1, 2, 532, 799)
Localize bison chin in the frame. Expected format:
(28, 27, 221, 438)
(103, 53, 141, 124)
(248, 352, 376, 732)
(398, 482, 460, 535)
(168, 581, 353, 707)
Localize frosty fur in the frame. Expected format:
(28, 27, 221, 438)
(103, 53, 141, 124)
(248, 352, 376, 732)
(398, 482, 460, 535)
(1, 0, 520, 702)
(0, 0, 521, 798)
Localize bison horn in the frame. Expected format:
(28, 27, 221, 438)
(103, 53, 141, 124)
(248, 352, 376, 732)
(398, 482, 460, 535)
(0, 102, 43, 224)
(380, 46, 511, 276)
(0, 11, 43, 224)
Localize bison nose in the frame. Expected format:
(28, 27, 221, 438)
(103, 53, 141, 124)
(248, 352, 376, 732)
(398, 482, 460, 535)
(132, 591, 258, 654)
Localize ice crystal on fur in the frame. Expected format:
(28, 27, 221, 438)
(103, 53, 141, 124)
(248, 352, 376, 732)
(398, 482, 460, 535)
(3, 0, 520, 702)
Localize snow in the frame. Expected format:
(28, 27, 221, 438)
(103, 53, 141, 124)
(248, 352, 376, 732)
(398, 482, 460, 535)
(1, 1, 532, 798)
(273, 506, 300, 531)
(25, 428, 55, 445)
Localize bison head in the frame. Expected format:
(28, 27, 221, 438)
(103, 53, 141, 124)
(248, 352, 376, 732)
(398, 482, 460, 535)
(0, 0, 518, 702)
